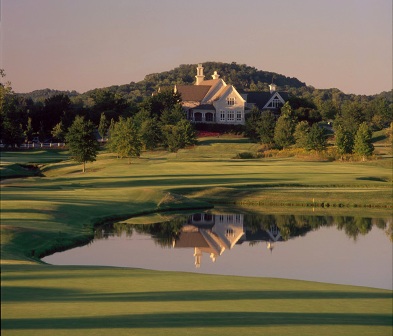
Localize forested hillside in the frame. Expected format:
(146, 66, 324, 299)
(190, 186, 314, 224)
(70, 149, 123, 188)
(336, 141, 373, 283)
(18, 62, 306, 103)
(16, 61, 392, 116)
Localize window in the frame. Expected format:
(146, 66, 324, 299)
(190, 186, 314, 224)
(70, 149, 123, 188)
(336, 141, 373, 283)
(268, 97, 282, 108)
(227, 97, 236, 106)
(204, 214, 213, 221)
(226, 228, 234, 237)
(193, 214, 202, 221)
(194, 112, 202, 122)
(227, 111, 235, 121)
(205, 113, 213, 122)
(220, 111, 225, 121)
(236, 111, 242, 121)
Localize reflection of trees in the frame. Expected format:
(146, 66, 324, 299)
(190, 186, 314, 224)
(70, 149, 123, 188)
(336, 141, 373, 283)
(372, 218, 393, 242)
(94, 222, 134, 239)
(243, 214, 391, 241)
(243, 214, 333, 240)
(334, 216, 373, 240)
(94, 213, 392, 244)
(132, 216, 188, 247)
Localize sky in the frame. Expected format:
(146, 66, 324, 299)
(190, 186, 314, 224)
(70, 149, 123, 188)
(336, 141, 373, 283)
(1, 0, 392, 95)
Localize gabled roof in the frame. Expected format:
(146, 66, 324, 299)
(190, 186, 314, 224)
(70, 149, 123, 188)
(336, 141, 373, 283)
(175, 232, 210, 248)
(176, 85, 212, 102)
(245, 91, 288, 109)
(199, 79, 221, 86)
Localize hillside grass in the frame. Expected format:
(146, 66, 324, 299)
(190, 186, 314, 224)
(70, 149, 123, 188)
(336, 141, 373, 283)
(1, 135, 392, 336)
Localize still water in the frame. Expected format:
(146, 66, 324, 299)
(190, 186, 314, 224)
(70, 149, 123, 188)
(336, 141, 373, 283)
(43, 211, 393, 290)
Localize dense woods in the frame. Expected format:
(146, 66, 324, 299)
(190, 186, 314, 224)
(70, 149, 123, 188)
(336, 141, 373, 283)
(1, 62, 391, 159)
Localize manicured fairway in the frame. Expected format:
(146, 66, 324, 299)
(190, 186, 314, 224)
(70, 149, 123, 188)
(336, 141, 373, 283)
(1, 136, 392, 335)
(1, 265, 392, 336)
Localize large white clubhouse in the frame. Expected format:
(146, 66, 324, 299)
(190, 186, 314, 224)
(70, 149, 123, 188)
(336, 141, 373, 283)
(175, 64, 288, 125)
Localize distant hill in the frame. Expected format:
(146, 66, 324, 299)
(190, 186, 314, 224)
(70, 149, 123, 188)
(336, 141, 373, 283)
(18, 62, 306, 103)
(17, 62, 392, 105)
(17, 88, 80, 102)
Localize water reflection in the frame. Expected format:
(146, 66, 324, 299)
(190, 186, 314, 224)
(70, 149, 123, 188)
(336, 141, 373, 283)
(94, 212, 392, 268)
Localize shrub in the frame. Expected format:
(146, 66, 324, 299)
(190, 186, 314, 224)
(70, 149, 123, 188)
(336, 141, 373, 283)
(234, 152, 255, 159)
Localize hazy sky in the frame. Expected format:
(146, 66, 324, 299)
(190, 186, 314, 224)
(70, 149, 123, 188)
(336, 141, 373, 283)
(1, 0, 392, 95)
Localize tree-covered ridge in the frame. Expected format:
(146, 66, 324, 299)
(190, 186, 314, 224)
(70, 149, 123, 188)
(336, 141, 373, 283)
(18, 88, 80, 102)
(17, 62, 307, 103)
(16, 61, 392, 110)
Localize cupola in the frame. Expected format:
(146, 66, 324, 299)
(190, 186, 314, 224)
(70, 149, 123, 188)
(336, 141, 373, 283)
(195, 64, 205, 85)
(269, 83, 277, 94)
(212, 71, 220, 80)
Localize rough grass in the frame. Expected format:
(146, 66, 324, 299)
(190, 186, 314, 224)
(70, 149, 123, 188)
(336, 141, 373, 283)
(1, 136, 392, 336)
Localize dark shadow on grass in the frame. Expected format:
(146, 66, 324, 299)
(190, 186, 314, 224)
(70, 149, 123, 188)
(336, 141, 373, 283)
(357, 176, 388, 182)
(2, 287, 392, 303)
(2, 312, 391, 330)
(198, 138, 251, 146)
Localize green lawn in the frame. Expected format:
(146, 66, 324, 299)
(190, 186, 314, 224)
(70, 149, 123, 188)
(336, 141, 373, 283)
(1, 136, 392, 335)
(2, 265, 392, 336)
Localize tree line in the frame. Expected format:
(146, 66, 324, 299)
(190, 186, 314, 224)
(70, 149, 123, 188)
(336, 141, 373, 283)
(245, 94, 391, 160)
(65, 90, 196, 171)
(1, 64, 392, 168)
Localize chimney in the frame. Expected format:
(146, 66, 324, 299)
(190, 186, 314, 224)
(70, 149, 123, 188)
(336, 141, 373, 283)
(211, 71, 220, 80)
(195, 63, 205, 85)
(269, 83, 277, 94)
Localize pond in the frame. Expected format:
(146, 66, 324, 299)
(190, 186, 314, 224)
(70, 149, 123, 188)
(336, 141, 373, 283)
(43, 211, 393, 290)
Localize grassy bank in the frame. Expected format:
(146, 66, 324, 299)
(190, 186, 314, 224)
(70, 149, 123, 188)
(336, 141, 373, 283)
(1, 136, 392, 335)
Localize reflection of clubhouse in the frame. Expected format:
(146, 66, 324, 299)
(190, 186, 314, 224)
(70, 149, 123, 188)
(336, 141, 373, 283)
(173, 213, 282, 267)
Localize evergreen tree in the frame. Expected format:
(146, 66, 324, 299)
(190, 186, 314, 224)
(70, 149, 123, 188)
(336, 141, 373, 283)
(66, 116, 99, 172)
(257, 111, 276, 145)
(354, 122, 374, 160)
(98, 112, 109, 141)
(25, 117, 34, 141)
(244, 106, 261, 141)
(274, 113, 295, 149)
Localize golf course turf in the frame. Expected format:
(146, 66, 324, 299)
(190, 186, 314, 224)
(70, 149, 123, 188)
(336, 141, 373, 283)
(1, 136, 392, 335)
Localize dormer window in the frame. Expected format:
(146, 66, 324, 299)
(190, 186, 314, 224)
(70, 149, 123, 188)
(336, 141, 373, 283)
(268, 97, 282, 108)
(227, 97, 236, 106)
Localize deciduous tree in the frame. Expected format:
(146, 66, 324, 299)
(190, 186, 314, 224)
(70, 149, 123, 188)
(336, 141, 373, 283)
(66, 116, 99, 172)
(274, 108, 296, 149)
(334, 125, 354, 158)
(306, 124, 327, 151)
(294, 121, 310, 148)
(108, 117, 142, 163)
(354, 122, 374, 161)
(139, 117, 162, 150)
